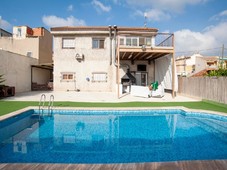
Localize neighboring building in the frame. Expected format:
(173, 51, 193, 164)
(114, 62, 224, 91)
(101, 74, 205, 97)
(51, 26, 177, 97)
(0, 26, 52, 64)
(176, 54, 220, 76)
(0, 26, 53, 92)
(0, 28, 12, 37)
(0, 50, 38, 93)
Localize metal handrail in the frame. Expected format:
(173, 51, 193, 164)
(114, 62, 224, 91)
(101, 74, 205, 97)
(39, 94, 46, 118)
(48, 95, 54, 116)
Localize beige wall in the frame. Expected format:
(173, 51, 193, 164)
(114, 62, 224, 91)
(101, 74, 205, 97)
(53, 36, 116, 92)
(38, 29, 53, 64)
(32, 67, 52, 84)
(195, 57, 207, 73)
(0, 28, 53, 64)
(0, 37, 39, 59)
(53, 33, 157, 92)
(0, 50, 38, 93)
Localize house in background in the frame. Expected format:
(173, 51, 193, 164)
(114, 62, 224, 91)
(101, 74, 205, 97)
(51, 26, 177, 98)
(0, 26, 53, 93)
(175, 54, 222, 77)
(0, 28, 12, 37)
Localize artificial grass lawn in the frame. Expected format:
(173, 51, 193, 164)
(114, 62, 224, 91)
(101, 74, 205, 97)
(0, 100, 227, 116)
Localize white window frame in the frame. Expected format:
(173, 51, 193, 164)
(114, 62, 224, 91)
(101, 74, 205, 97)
(62, 38, 75, 49)
(92, 72, 107, 82)
(145, 38, 152, 46)
(126, 37, 138, 46)
(92, 38, 105, 49)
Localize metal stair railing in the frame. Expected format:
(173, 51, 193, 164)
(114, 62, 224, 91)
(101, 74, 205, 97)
(39, 94, 46, 119)
(48, 94, 54, 116)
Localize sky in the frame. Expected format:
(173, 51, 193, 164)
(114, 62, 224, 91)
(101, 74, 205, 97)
(0, 0, 227, 56)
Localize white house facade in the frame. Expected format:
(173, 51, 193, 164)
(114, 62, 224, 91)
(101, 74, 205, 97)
(51, 26, 176, 97)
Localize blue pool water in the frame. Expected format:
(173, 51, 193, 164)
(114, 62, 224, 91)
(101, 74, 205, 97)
(0, 109, 226, 163)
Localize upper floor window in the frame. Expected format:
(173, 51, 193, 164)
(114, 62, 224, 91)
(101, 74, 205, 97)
(120, 37, 153, 47)
(139, 37, 152, 46)
(62, 38, 75, 49)
(126, 37, 138, 46)
(92, 38, 104, 49)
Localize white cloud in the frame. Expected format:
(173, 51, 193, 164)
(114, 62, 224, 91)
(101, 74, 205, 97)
(67, 4, 74, 11)
(126, 0, 208, 23)
(42, 15, 86, 27)
(0, 16, 12, 30)
(126, 0, 208, 13)
(146, 9, 171, 21)
(210, 10, 227, 21)
(92, 0, 111, 13)
(137, 9, 171, 21)
(175, 22, 227, 56)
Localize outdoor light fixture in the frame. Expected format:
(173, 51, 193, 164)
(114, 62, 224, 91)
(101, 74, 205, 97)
(75, 53, 84, 62)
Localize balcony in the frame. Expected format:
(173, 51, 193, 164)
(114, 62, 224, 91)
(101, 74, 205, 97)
(118, 33, 174, 61)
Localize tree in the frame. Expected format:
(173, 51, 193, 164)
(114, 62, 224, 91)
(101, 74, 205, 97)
(207, 68, 227, 77)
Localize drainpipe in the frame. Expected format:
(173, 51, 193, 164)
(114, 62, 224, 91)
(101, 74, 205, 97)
(113, 25, 118, 67)
(109, 25, 112, 65)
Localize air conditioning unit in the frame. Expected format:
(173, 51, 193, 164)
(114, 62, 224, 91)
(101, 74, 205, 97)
(75, 53, 84, 62)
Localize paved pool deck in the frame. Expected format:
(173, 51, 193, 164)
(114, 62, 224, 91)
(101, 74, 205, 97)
(3, 91, 200, 102)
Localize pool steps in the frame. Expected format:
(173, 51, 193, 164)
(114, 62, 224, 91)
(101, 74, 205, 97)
(38, 94, 54, 119)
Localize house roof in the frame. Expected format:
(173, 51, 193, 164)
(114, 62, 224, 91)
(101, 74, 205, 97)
(50, 26, 158, 33)
(191, 68, 217, 77)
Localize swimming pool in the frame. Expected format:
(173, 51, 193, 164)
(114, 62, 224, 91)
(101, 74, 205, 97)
(0, 109, 226, 163)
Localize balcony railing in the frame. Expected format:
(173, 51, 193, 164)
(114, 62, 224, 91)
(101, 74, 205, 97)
(119, 33, 174, 48)
(155, 33, 174, 47)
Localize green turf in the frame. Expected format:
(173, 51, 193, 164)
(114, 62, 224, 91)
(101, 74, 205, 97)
(0, 100, 226, 116)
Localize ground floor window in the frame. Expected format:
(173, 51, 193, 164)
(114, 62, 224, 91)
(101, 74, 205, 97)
(61, 72, 75, 82)
(92, 72, 107, 82)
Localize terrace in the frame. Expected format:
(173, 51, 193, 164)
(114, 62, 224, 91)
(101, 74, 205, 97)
(118, 33, 174, 61)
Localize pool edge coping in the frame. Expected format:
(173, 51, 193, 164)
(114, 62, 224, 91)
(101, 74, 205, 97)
(1, 106, 226, 121)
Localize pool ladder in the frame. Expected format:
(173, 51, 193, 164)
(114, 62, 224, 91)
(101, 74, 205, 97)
(38, 94, 54, 119)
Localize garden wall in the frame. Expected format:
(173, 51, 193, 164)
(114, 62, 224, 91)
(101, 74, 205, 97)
(178, 77, 227, 104)
(0, 50, 38, 93)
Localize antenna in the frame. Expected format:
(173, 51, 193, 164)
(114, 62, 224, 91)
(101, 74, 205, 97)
(144, 12, 147, 28)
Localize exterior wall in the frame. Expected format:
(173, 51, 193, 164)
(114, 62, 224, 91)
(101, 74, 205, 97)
(0, 50, 38, 93)
(38, 29, 53, 64)
(175, 58, 186, 76)
(53, 36, 115, 92)
(0, 37, 39, 59)
(195, 57, 207, 73)
(52, 27, 172, 93)
(13, 26, 33, 39)
(0, 30, 52, 64)
(33, 28, 43, 36)
(32, 67, 52, 84)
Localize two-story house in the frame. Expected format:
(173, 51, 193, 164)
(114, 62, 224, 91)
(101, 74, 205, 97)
(51, 26, 177, 97)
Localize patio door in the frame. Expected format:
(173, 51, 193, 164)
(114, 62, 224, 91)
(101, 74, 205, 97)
(134, 72, 147, 86)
